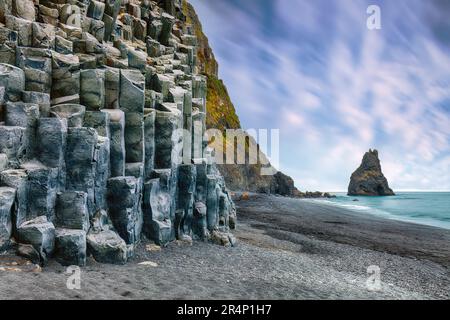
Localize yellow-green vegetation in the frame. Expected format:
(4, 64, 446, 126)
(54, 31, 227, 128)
(183, 0, 243, 158)
(353, 171, 380, 181)
(206, 75, 241, 131)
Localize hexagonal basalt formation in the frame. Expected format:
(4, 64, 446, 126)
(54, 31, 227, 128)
(0, 0, 236, 266)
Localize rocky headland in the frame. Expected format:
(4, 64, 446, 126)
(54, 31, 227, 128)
(182, 1, 300, 196)
(348, 149, 395, 196)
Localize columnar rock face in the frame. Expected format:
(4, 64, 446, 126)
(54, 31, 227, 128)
(0, 0, 236, 266)
(348, 149, 395, 196)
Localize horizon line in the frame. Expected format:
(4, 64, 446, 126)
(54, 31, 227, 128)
(305, 189, 450, 193)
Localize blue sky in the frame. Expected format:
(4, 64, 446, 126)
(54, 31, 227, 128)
(190, 0, 450, 191)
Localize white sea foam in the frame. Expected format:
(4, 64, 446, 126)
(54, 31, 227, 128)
(304, 199, 373, 212)
(302, 194, 450, 230)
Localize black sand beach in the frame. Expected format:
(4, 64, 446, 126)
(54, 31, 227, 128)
(1, 194, 449, 300)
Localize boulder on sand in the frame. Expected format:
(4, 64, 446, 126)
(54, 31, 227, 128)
(87, 230, 127, 265)
(54, 228, 86, 266)
(16, 216, 55, 265)
(86, 210, 128, 265)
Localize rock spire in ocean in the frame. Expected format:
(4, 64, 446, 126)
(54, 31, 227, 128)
(348, 149, 395, 196)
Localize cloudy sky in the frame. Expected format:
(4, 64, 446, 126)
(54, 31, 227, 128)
(190, 0, 450, 192)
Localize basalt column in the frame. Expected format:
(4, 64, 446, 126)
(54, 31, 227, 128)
(0, 0, 237, 266)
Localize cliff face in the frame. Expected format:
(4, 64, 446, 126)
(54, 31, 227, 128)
(348, 149, 395, 196)
(0, 0, 237, 266)
(183, 1, 299, 196)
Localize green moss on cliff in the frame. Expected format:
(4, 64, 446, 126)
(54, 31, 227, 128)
(183, 0, 218, 77)
(206, 76, 241, 131)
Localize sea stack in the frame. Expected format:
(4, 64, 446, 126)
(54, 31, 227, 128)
(348, 149, 395, 196)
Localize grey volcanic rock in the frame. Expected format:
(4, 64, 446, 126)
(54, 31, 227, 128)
(80, 69, 105, 111)
(176, 164, 196, 240)
(0, 187, 15, 250)
(102, 109, 125, 177)
(270, 172, 297, 196)
(348, 149, 395, 196)
(107, 176, 143, 245)
(192, 201, 207, 240)
(54, 228, 86, 266)
(16, 216, 55, 265)
(0, 169, 28, 229)
(87, 229, 127, 265)
(87, 210, 127, 265)
(0, 63, 25, 102)
(26, 166, 58, 222)
(55, 191, 89, 231)
(65, 127, 97, 215)
(0, 0, 236, 267)
(143, 177, 172, 245)
(50, 104, 85, 128)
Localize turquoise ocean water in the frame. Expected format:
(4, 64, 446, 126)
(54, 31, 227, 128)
(310, 192, 450, 230)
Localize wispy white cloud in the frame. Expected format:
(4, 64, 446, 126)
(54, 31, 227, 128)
(191, 0, 450, 191)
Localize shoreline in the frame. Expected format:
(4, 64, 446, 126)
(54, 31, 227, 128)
(0, 193, 449, 299)
(234, 193, 450, 269)
(298, 196, 450, 232)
